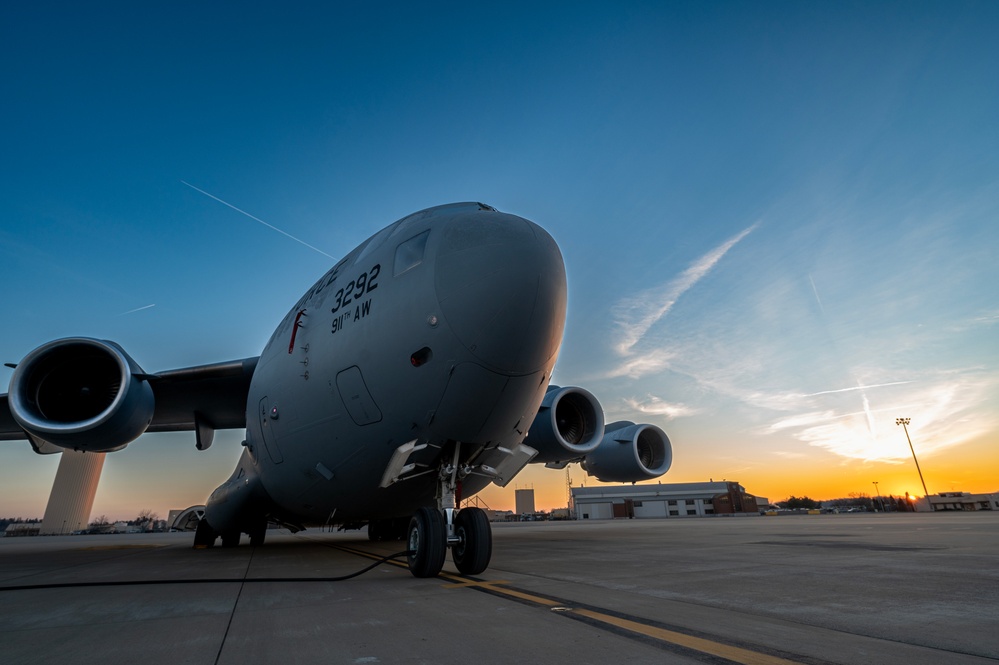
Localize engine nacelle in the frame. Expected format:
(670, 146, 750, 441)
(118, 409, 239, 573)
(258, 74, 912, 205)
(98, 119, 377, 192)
(582, 421, 672, 482)
(8, 338, 155, 452)
(524, 385, 605, 464)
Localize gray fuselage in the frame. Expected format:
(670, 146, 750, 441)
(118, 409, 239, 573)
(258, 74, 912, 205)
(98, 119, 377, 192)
(217, 203, 567, 528)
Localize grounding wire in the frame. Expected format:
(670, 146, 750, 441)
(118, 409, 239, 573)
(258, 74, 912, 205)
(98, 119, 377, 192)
(0, 550, 414, 592)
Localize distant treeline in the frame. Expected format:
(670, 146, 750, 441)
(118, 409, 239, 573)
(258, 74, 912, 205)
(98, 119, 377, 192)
(0, 517, 42, 532)
(776, 494, 915, 513)
(826, 495, 915, 511)
(778, 496, 821, 509)
(779, 494, 916, 512)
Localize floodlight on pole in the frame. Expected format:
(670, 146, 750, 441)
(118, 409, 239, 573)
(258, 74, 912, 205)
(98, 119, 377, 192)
(896, 417, 931, 508)
(872, 481, 884, 512)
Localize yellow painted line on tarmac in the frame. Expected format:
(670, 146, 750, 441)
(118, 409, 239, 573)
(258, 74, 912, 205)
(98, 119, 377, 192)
(570, 608, 802, 665)
(331, 542, 806, 664)
(439, 569, 804, 664)
(441, 579, 512, 590)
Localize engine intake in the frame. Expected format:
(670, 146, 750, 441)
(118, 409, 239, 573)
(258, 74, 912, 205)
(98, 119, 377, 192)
(582, 421, 672, 482)
(524, 385, 604, 464)
(8, 338, 155, 452)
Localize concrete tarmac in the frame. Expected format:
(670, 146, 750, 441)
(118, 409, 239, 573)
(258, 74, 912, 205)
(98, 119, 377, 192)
(1, 512, 997, 665)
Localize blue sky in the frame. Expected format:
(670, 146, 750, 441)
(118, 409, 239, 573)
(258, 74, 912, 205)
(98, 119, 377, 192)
(2, 2, 997, 519)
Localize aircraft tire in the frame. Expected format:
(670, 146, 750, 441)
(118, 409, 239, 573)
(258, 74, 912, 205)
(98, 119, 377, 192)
(221, 531, 240, 548)
(452, 507, 492, 575)
(367, 520, 381, 541)
(407, 507, 446, 578)
(193, 517, 217, 549)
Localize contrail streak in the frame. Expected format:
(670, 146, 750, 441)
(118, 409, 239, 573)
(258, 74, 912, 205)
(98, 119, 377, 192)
(808, 273, 825, 316)
(614, 221, 759, 356)
(117, 304, 156, 316)
(181, 181, 336, 259)
(802, 381, 913, 397)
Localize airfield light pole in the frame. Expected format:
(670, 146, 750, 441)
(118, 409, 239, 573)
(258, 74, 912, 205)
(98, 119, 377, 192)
(896, 418, 931, 510)
(872, 481, 884, 512)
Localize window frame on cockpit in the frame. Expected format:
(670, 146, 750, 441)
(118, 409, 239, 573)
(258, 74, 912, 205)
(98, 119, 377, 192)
(393, 229, 430, 276)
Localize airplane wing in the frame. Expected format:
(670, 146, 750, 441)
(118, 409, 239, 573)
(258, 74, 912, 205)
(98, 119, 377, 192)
(0, 356, 258, 448)
(145, 357, 258, 433)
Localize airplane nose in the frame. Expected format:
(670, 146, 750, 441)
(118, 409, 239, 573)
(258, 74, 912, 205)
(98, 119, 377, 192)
(434, 210, 567, 375)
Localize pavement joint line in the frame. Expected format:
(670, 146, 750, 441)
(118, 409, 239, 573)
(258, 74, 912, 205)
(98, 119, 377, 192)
(333, 541, 809, 665)
(214, 545, 254, 665)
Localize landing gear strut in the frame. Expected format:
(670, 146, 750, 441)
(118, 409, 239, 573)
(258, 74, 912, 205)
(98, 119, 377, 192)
(405, 444, 493, 578)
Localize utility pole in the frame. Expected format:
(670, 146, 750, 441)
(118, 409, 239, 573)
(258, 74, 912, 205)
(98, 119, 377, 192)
(566, 466, 573, 511)
(896, 418, 931, 510)
(872, 481, 884, 512)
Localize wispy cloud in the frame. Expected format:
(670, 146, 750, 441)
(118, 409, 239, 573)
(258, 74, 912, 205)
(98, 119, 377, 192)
(771, 450, 809, 460)
(605, 349, 677, 380)
(958, 310, 999, 330)
(614, 282, 999, 463)
(591, 191, 998, 466)
(608, 222, 759, 378)
(623, 394, 698, 419)
(752, 371, 997, 463)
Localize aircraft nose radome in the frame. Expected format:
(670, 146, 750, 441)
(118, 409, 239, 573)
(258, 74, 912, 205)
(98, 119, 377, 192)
(434, 212, 567, 375)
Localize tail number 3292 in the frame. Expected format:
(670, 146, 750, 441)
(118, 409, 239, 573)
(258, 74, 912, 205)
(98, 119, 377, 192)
(330, 264, 380, 315)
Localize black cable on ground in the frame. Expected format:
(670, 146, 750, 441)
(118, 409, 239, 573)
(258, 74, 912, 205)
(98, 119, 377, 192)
(0, 550, 414, 592)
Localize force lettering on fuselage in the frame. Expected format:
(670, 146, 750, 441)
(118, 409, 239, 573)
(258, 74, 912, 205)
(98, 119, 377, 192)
(294, 261, 382, 312)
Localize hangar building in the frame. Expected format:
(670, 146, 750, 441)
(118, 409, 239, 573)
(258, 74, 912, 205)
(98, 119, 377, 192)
(572, 481, 761, 520)
(926, 491, 999, 511)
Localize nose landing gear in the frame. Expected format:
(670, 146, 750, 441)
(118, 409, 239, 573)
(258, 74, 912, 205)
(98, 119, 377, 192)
(405, 444, 493, 578)
(406, 505, 492, 577)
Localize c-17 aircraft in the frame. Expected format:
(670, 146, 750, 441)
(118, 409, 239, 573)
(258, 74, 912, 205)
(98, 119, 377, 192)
(0, 203, 671, 577)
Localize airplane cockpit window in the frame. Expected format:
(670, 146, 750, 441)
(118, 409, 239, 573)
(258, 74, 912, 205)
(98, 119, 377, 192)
(394, 230, 430, 276)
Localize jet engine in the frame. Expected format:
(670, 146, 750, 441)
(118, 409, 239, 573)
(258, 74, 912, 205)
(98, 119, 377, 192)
(524, 385, 604, 464)
(7, 338, 154, 452)
(582, 421, 672, 482)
